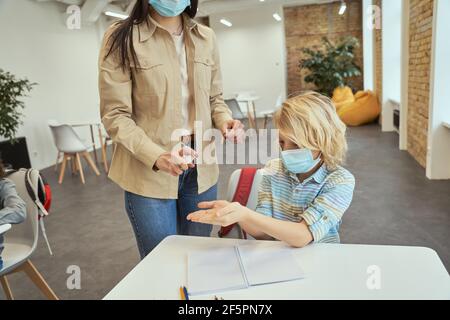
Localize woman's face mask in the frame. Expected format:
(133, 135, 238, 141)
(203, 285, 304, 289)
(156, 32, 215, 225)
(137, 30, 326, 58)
(281, 148, 322, 174)
(149, 0, 191, 17)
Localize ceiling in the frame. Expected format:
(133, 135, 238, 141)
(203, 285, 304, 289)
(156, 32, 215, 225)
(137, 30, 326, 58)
(35, 0, 338, 22)
(197, 0, 336, 17)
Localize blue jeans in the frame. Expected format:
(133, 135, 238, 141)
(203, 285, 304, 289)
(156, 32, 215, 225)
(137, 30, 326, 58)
(125, 167, 216, 259)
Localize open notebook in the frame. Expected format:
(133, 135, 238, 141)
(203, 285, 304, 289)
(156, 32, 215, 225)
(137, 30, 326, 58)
(187, 244, 305, 296)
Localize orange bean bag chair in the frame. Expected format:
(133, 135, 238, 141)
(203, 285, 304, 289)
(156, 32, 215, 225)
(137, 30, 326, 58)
(337, 90, 381, 127)
(332, 86, 355, 112)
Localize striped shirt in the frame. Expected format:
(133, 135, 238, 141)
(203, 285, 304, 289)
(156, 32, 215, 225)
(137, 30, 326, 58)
(0, 178, 27, 271)
(256, 159, 355, 244)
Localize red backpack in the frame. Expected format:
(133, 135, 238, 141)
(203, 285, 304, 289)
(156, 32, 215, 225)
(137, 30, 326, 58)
(218, 167, 258, 239)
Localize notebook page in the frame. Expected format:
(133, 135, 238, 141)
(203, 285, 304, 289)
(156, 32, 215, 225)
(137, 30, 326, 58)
(237, 244, 305, 286)
(187, 247, 247, 296)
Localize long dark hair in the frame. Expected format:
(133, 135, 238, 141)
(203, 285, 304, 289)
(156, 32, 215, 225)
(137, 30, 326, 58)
(105, 0, 198, 70)
(0, 161, 5, 179)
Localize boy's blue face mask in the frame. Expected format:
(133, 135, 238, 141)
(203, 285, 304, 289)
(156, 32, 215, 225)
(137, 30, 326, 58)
(281, 148, 322, 174)
(149, 0, 191, 17)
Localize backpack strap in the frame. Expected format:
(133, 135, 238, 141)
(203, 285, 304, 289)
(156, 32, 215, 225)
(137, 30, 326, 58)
(24, 169, 49, 217)
(4, 169, 53, 255)
(218, 167, 258, 239)
(24, 169, 53, 255)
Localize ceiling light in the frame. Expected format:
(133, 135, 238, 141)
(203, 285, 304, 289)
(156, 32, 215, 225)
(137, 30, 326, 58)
(105, 11, 129, 20)
(273, 13, 282, 21)
(220, 19, 232, 27)
(339, 1, 347, 15)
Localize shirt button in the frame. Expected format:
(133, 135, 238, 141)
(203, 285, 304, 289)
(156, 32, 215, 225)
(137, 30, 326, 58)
(323, 216, 328, 221)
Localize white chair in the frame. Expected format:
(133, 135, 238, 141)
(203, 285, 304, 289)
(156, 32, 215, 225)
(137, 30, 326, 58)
(261, 93, 284, 129)
(48, 120, 62, 173)
(235, 91, 260, 129)
(0, 170, 58, 300)
(48, 122, 100, 184)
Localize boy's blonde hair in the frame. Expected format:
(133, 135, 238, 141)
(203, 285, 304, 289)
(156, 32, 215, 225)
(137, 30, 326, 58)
(274, 91, 348, 170)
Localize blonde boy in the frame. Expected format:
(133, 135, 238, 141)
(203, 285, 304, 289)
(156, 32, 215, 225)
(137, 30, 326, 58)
(188, 91, 355, 247)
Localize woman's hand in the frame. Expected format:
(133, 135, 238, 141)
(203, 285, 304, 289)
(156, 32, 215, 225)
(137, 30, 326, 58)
(187, 200, 249, 227)
(154, 146, 197, 177)
(221, 120, 245, 143)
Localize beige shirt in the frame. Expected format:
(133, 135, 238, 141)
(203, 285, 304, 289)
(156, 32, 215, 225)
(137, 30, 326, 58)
(98, 14, 232, 199)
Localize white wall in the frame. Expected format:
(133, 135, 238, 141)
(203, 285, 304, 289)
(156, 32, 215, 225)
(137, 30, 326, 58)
(380, 0, 402, 132)
(1, 0, 287, 170)
(362, 0, 374, 91)
(0, 0, 105, 170)
(426, 0, 450, 180)
(209, 5, 287, 116)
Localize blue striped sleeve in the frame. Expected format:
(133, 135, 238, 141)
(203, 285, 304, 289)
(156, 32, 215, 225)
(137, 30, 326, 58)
(300, 173, 355, 243)
(255, 168, 274, 217)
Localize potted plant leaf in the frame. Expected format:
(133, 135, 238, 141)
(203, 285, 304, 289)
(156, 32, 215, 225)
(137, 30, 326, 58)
(299, 36, 362, 97)
(0, 69, 36, 169)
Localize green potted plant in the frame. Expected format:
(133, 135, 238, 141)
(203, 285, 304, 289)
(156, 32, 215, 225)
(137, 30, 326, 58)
(300, 36, 362, 97)
(0, 69, 36, 168)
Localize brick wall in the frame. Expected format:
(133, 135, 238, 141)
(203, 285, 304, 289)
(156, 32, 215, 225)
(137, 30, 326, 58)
(374, 0, 382, 103)
(284, 0, 363, 95)
(407, 0, 434, 168)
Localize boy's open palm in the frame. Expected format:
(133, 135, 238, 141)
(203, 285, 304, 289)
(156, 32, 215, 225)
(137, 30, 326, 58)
(187, 201, 247, 227)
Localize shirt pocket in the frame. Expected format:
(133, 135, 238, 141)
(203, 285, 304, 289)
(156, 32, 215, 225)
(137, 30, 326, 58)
(194, 56, 213, 91)
(131, 58, 168, 120)
(131, 58, 167, 96)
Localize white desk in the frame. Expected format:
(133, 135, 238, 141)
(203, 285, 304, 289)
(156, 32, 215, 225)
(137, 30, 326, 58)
(104, 236, 450, 300)
(0, 224, 11, 235)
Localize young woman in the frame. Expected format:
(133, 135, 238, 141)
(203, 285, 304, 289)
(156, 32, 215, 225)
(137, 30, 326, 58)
(0, 162, 27, 270)
(99, 0, 243, 258)
(188, 92, 355, 248)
